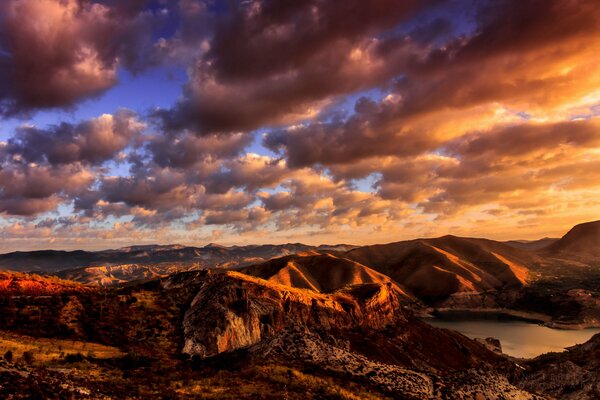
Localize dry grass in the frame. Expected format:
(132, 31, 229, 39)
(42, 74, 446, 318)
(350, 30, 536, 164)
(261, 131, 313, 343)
(169, 365, 388, 399)
(0, 330, 124, 365)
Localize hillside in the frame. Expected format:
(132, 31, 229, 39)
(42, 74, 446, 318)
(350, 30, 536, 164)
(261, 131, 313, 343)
(239, 252, 412, 297)
(543, 220, 600, 258)
(0, 271, 93, 297)
(343, 235, 537, 301)
(504, 238, 559, 251)
(516, 333, 600, 399)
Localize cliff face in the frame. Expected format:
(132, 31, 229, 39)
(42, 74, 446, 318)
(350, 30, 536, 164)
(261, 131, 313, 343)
(166, 271, 541, 399)
(177, 271, 406, 358)
(169, 271, 505, 369)
(0, 267, 547, 399)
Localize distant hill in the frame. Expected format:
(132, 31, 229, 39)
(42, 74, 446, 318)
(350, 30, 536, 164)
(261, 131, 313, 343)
(543, 220, 600, 258)
(56, 263, 200, 286)
(504, 238, 558, 251)
(343, 235, 537, 300)
(0, 243, 356, 276)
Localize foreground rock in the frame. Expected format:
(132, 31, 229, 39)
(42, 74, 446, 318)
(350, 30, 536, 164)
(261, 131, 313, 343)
(0, 267, 552, 398)
(167, 271, 544, 399)
(516, 333, 600, 399)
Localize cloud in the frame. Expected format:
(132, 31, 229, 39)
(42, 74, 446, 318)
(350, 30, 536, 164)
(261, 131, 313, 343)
(147, 131, 252, 168)
(444, 119, 600, 159)
(0, 163, 94, 216)
(0, 0, 165, 115)
(263, 95, 441, 168)
(5, 110, 143, 165)
(154, 0, 434, 134)
(203, 154, 288, 194)
(264, 0, 600, 168)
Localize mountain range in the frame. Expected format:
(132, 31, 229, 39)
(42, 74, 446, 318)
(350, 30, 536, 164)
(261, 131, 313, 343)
(0, 220, 599, 398)
(2, 220, 599, 327)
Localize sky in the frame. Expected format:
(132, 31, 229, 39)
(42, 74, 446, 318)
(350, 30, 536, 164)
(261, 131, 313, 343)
(0, 0, 599, 251)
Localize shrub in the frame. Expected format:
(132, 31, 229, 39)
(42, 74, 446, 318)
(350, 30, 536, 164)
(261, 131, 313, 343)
(121, 352, 144, 370)
(64, 352, 85, 363)
(22, 351, 34, 365)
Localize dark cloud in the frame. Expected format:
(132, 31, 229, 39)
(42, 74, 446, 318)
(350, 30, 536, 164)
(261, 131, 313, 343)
(5, 110, 142, 166)
(147, 132, 252, 168)
(445, 120, 600, 159)
(263, 96, 440, 168)
(0, 163, 93, 216)
(154, 0, 436, 135)
(0, 0, 167, 116)
(207, 0, 431, 82)
(203, 155, 288, 194)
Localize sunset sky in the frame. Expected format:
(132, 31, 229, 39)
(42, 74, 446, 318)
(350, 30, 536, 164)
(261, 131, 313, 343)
(0, 0, 599, 251)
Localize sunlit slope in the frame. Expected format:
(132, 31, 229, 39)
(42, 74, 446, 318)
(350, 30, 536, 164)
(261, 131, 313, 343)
(240, 252, 413, 299)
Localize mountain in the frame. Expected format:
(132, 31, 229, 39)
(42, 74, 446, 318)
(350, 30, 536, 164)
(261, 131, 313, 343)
(2, 220, 600, 328)
(543, 220, 600, 258)
(343, 235, 537, 301)
(336, 233, 600, 325)
(0, 250, 99, 273)
(56, 263, 201, 286)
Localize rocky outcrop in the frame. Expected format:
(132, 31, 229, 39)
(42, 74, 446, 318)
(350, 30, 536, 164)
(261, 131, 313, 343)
(516, 333, 600, 399)
(169, 270, 544, 399)
(179, 271, 406, 357)
(475, 337, 503, 354)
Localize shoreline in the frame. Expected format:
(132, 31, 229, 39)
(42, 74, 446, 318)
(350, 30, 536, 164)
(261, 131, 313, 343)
(425, 308, 600, 330)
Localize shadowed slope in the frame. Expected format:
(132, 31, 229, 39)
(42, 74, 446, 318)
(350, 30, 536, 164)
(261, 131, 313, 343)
(544, 220, 600, 258)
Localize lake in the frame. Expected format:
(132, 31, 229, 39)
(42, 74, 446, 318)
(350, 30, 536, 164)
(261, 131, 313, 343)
(423, 317, 600, 358)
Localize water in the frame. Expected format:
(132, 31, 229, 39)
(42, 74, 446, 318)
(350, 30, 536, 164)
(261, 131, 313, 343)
(423, 317, 600, 358)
